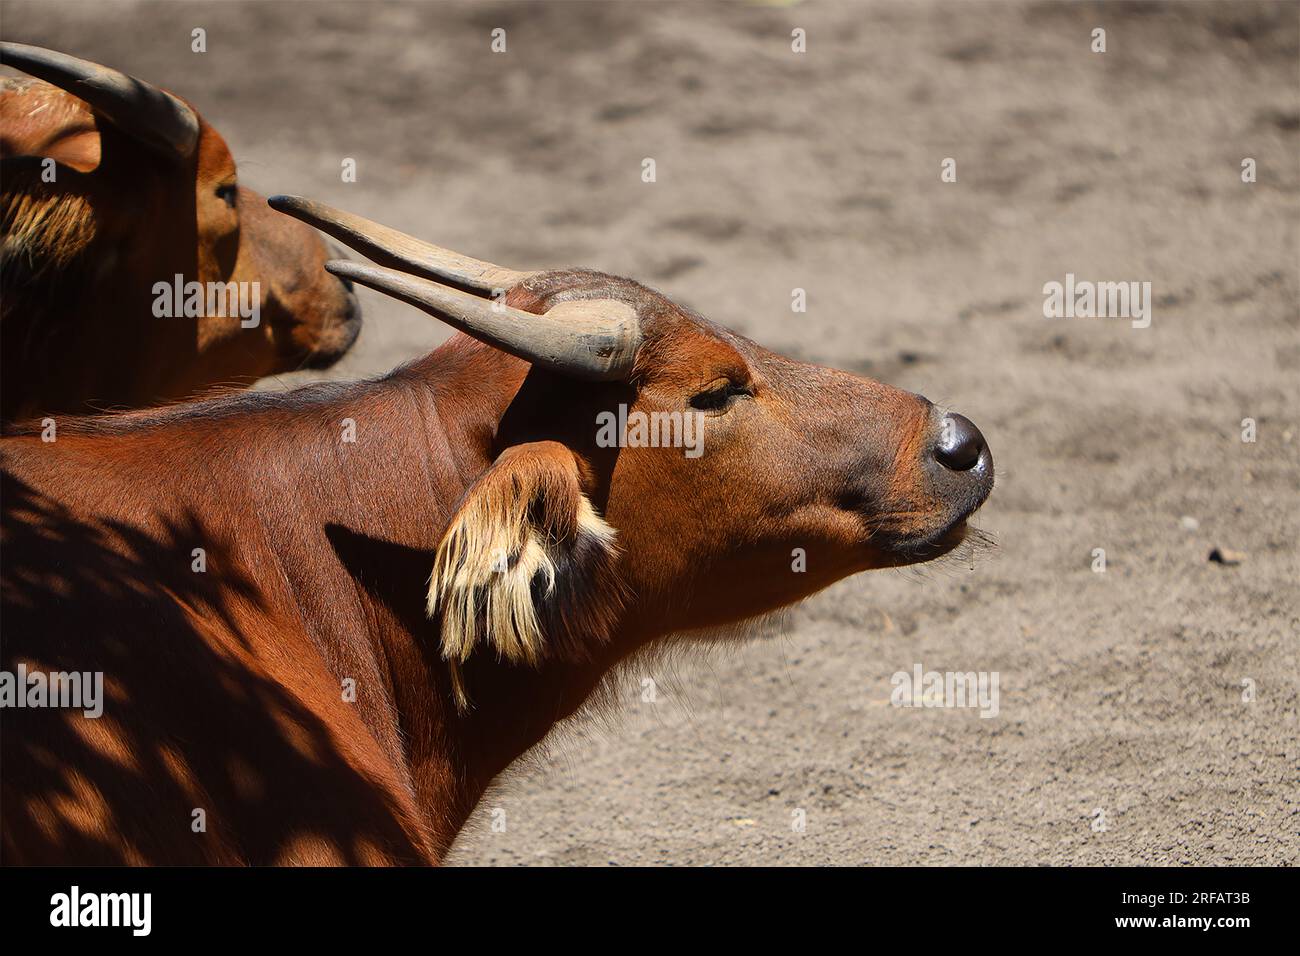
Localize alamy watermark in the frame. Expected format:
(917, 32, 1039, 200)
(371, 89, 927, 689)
(890, 663, 999, 718)
(596, 404, 704, 458)
(1042, 273, 1151, 329)
(152, 275, 261, 328)
(50, 886, 150, 936)
(0, 664, 103, 718)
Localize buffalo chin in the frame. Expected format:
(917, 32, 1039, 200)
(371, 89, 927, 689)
(877, 517, 970, 566)
(298, 313, 363, 370)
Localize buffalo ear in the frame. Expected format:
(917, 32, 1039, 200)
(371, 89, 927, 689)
(428, 441, 622, 710)
(1, 84, 103, 171)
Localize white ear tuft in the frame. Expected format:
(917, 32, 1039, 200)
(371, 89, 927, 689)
(427, 442, 619, 711)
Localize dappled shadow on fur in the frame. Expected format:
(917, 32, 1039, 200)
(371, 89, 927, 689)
(2, 475, 426, 865)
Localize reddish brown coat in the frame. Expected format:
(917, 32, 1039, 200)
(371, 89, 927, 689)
(1, 272, 991, 864)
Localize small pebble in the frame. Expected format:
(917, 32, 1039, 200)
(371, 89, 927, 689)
(1208, 547, 1246, 566)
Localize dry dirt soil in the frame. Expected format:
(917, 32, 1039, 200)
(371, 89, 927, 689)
(4, 0, 1296, 865)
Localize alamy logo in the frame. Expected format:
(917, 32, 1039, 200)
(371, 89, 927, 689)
(1042, 273, 1151, 329)
(890, 663, 1000, 718)
(596, 404, 704, 459)
(50, 886, 151, 936)
(0, 665, 103, 718)
(152, 274, 262, 328)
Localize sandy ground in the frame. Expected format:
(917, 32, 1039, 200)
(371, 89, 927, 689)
(3, 0, 1296, 865)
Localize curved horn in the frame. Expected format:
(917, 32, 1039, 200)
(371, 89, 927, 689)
(0, 42, 199, 158)
(326, 260, 640, 382)
(269, 195, 534, 294)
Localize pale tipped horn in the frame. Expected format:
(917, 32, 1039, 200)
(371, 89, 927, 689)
(0, 42, 199, 158)
(325, 260, 641, 382)
(269, 195, 535, 294)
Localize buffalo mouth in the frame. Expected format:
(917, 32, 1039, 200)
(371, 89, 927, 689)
(885, 443, 996, 562)
(881, 514, 973, 563)
(296, 302, 363, 370)
(863, 481, 993, 566)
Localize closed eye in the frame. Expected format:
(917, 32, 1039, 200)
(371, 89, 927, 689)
(689, 381, 752, 412)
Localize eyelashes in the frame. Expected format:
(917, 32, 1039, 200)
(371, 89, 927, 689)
(689, 381, 752, 412)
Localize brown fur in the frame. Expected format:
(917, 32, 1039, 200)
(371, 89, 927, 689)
(0, 73, 360, 422)
(1, 270, 992, 864)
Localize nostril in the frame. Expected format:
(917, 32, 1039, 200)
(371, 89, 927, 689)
(934, 413, 985, 471)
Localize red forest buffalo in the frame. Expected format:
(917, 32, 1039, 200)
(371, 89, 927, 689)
(0, 197, 993, 864)
(0, 44, 360, 421)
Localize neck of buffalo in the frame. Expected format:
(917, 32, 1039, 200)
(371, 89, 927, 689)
(1, 338, 661, 865)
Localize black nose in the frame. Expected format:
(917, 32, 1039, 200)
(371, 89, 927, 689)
(934, 413, 985, 471)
